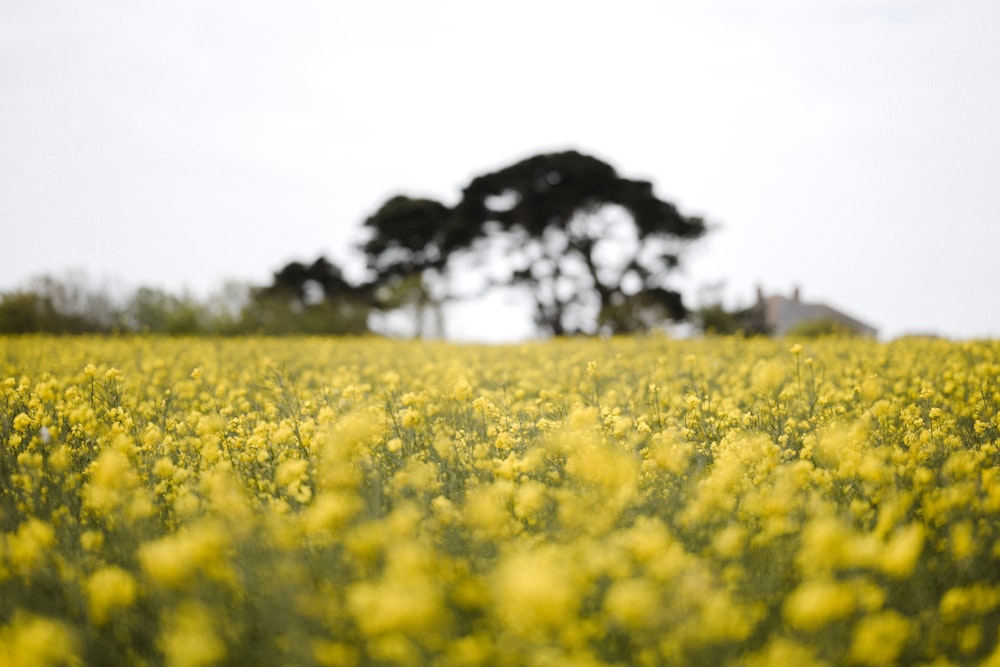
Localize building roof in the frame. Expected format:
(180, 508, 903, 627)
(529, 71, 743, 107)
(759, 287, 877, 337)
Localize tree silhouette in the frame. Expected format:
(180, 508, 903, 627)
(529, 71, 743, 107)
(249, 256, 369, 334)
(362, 196, 455, 276)
(361, 196, 456, 337)
(454, 150, 707, 335)
(360, 150, 708, 337)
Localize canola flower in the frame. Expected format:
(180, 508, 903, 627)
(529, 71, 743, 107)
(0, 334, 999, 665)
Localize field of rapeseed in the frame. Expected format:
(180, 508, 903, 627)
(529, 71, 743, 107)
(1, 334, 999, 666)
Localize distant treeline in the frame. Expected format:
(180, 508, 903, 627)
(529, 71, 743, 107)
(0, 265, 779, 338)
(5, 150, 825, 338)
(4, 150, 714, 338)
(0, 265, 369, 336)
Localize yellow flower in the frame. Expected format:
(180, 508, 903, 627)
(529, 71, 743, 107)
(783, 578, 855, 631)
(82, 445, 154, 523)
(491, 544, 582, 638)
(604, 577, 661, 629)
(311, 640, 360, 667)
(302, 492, 360, 540)
(137, 521, 233, 589)
(879, 524, 925, 578)
(950, 520, 978, 561)
(12, 412, 33, 432)
(512, 479, 548, 525)
(712, 523, 747, 560)
(0, 612, 80, 667)
(271, 422, 295, 443)
(441, 634, 492, 667)
(346, 542, 445, 637)
(80, 530, 104, 553)
(6, 518, 55, 576)
(157, 601, 226, 667)
(462, 480, 516, 540)
(494, 430, 515, 451)
(562, 428, 638, 521)
(5, 330, 1000, 664)
(389, 459, 441, 497)
(751, 359, 786, 395)
(643, 431, 694, 476)
(86, 566, 138, 625)
(847, 610, 911, 666)
(939, 584, 1000, 623)
(274, 458, 309, 489)
(796, 517, 851, 577)
(743, 637, 829, 667)
(152, 456, 176, 480)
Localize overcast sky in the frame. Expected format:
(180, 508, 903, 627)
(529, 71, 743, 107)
(3, 1, 999, 341)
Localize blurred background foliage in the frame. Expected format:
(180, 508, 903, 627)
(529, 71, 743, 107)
(2, 150, 802, 338)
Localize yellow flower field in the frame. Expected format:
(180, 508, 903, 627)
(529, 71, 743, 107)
(1, 335, 999, 666)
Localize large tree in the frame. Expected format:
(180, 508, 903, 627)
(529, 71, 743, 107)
(361, 196, 457, 337)
(454, 150, 707, 335)
(360, 150, 708, 337)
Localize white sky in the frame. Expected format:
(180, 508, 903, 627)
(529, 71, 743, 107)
(2, 0, 999, 341)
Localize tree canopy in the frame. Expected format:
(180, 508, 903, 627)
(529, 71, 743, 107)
(248, 256, 369, 335)
(2, 151, 709, 339)
(361, 150, 708, 336)
(362, 196, 455, 280)
(360, 197, 456, 337)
